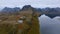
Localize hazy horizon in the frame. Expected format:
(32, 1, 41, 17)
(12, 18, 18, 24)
(0, 0, 60, 8)
(0, 0, 60, 10)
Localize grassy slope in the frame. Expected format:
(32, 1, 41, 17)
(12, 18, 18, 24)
(0, 15, 18, 34)
(0, 14, 40, 34)
(28, 15, 40, 34)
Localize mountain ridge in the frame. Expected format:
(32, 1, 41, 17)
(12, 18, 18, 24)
(0, 5, 60, 18)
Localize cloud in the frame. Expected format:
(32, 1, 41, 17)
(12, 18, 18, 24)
(0, 0, 60, 8)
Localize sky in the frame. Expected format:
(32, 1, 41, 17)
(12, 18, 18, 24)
(0, 0, 60, 8)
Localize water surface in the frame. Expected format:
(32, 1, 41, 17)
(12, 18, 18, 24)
(39, 14, 60, 34)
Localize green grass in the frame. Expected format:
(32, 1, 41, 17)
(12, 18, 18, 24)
(0, 13, 40, 34)
(28, 15, 40, 34)
(0, 24, 18, 34)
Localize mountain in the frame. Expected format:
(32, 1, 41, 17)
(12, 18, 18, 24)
(0, 7, 20, 15)
(21, 5, 34, 12)
(36, 7, 60, 18)
(0, 5, 60, 18)
(20, 5, 35, 15)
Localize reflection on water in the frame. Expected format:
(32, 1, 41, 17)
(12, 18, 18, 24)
(39, 14, 60, 34)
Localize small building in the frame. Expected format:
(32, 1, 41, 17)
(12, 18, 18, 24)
(18, 16, 26, 23)
(18, 20, 23, 24)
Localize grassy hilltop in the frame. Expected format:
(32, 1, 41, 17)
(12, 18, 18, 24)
(0, 5, 40, 34)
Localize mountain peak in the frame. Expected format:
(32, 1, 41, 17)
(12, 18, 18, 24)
(21, 5, 33, 11)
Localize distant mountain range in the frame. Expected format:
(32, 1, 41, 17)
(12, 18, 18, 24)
(0, 5, 60, 18)
(0, 7, 20, 14)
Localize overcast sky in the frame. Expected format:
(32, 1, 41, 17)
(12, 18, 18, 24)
(0, 0, 60, 8)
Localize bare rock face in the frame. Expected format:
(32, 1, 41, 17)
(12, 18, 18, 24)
(20, 5, 33, 15)
(21, 5, 32, 10)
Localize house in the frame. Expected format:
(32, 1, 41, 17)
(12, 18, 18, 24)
(18, 20, 23, 24)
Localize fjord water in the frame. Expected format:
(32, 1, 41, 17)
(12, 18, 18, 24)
(39, 14, 60, 34)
